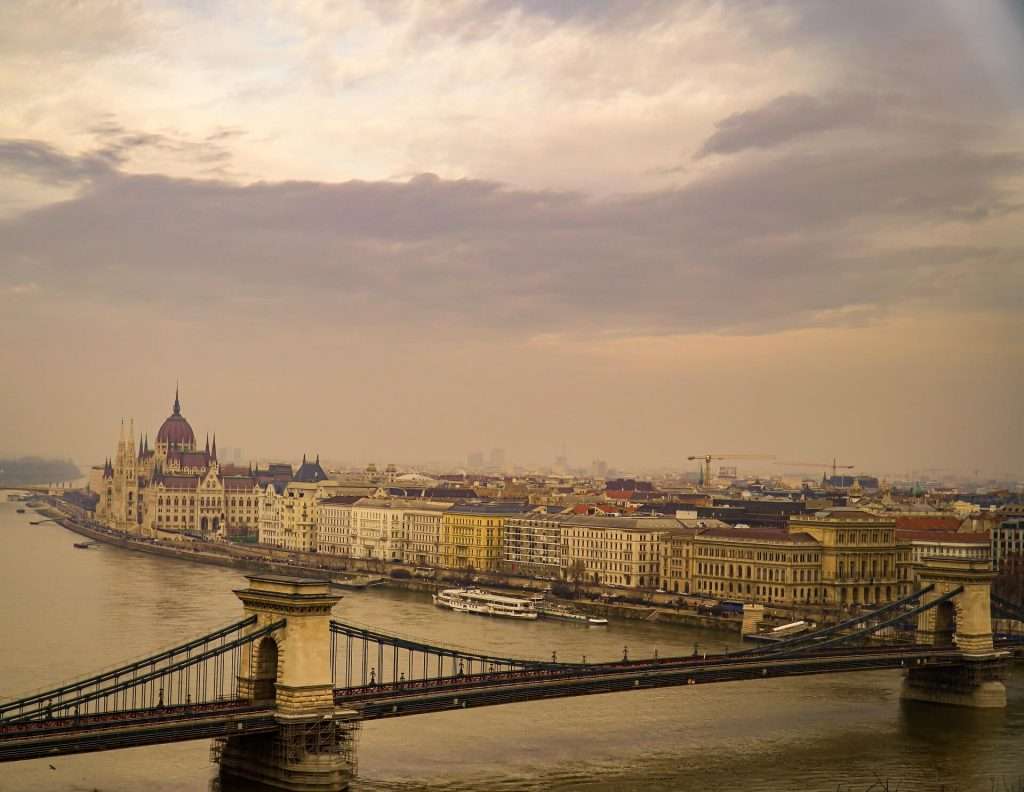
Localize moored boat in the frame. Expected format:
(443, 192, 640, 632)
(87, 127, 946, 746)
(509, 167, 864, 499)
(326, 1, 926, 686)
(432, 588, 538, 620)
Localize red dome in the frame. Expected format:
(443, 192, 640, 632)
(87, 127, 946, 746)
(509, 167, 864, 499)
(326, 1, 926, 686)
(156, 388, 195, 449)
(156, 414, 195, 447)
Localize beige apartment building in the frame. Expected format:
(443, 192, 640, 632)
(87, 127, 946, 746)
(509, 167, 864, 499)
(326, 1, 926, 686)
(560, 516, 679, 589)
(404, 501, 452, 567)
(316, 495, 359, 555)
(256, 457, 330, 552)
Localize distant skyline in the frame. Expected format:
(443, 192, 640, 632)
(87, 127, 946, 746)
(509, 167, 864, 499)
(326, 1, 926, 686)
(1, 1, 1022, 479)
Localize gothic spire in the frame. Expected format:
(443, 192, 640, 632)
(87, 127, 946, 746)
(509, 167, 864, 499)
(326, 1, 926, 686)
(212, 433, 217, 460)
(173, 383, 181, 416)
(205, 434, 210, 454)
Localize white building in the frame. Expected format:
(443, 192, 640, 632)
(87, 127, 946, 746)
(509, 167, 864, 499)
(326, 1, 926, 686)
(317, 496, 359, 556)
(350, 498, 416, 561)
(403, 501, 452, 567)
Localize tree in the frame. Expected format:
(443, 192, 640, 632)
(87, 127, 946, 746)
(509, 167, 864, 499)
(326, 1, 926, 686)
(568, 559, 587, 594)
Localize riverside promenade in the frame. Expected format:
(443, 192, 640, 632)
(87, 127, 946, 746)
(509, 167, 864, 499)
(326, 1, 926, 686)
(34, 495, 750, 634)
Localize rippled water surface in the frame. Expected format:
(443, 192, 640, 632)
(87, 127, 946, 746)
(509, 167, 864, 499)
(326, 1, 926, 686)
(1, 500, 1022, 792)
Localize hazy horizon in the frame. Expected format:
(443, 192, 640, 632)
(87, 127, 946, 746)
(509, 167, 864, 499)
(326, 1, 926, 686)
(2, 1, 1022, 479)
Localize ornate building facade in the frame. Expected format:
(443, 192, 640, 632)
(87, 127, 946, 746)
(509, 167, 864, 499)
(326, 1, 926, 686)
(95, 389, 263, 539)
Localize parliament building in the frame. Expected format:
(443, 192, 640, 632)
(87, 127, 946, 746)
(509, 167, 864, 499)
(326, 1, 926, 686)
(95, 389, 263, 539)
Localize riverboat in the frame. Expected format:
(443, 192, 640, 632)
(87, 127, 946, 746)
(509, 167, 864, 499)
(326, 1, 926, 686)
(432, 588, 539, 620)
(536, 602, 608, 626)
(73, 541, 95, 549)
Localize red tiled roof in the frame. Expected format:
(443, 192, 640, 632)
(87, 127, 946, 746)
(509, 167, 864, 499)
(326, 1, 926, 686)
(893, 515, 963, 532)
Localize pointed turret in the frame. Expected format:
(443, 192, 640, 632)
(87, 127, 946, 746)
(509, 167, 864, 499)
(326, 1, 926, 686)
(212, 433, 217, 460)
(173, 383, 181, 416)
(205, 434, 210, 454)
(139, 434, 145, 459)
(303, 453, 307, 465)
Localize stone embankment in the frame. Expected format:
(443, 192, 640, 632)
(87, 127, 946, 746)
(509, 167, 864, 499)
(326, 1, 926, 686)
(34, 499, 753, 635)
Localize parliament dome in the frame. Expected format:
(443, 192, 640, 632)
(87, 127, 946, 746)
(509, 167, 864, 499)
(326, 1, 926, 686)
(156, 388, 195, 449)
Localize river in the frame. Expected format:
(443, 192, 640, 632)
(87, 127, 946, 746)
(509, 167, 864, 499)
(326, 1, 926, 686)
(1, 499, 1022, 792)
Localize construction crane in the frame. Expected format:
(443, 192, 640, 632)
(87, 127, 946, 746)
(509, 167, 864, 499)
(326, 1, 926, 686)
(686, 454, 775, 487)
(774, 458, 854, 480)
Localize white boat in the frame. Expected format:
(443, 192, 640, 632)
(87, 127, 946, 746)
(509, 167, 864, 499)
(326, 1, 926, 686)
(432, 588, 539, 620)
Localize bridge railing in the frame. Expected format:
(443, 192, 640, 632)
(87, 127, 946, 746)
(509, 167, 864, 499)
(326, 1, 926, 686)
(0, 617, 283, 725)
(330, 619, 572, 691)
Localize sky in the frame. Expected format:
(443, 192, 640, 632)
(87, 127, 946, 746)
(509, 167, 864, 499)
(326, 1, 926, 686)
(1, 0, 1022, 479)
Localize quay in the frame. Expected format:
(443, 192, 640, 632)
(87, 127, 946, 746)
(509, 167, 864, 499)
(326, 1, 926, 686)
(30, 497, 747, 634)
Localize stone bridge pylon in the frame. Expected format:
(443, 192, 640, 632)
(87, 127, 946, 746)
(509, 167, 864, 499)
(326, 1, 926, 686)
(217, 576, 359, 792)
(902, 557, 1007, 708)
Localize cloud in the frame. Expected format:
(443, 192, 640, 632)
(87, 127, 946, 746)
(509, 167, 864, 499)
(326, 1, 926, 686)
(2, 137, 1021, 341)
(0, 140, 117, 185)
(695, 93, 883, 158)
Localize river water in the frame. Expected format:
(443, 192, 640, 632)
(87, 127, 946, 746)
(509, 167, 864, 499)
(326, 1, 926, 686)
(1, 499, 1022, 792)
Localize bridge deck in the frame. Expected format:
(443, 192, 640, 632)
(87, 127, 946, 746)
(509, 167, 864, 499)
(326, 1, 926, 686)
(336, 646, 966, 721)
(0, 702, 277, 762)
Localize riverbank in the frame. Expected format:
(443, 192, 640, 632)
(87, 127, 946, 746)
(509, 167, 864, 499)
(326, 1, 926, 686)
(34, 499, 743, 634)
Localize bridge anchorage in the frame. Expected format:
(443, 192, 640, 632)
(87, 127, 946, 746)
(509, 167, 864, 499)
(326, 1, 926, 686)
(0, 560, 1019, 792)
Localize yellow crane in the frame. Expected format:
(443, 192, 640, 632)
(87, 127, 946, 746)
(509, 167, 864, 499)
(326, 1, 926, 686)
(774, 458, 854, 479)
(686, 454, 776, 487)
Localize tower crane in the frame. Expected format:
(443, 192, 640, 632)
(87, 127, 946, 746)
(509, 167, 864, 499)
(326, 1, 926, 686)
(686, 454, 775, 487)
(774, 458, 854, 480)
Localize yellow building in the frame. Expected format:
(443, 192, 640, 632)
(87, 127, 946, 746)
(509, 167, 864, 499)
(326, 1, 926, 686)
(440, 503, 528, 572)
(788, 508, 908, 606)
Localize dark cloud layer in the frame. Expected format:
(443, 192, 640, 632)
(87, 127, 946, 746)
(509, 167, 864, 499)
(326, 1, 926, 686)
(2, 136, 1021, 338)
(696, 93, 880, 158)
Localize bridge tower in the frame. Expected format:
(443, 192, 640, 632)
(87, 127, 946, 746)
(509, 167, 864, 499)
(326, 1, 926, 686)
(902, 557, 1007, 708)
(217, 576, 359, 791)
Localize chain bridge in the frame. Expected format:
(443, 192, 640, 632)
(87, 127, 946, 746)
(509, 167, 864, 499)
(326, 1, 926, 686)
(1, 558, 1019, 791)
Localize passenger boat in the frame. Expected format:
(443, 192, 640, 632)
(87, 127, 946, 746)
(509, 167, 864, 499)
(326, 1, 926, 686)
(73, 542, 94, 549)
(432, 588, 539, 620)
